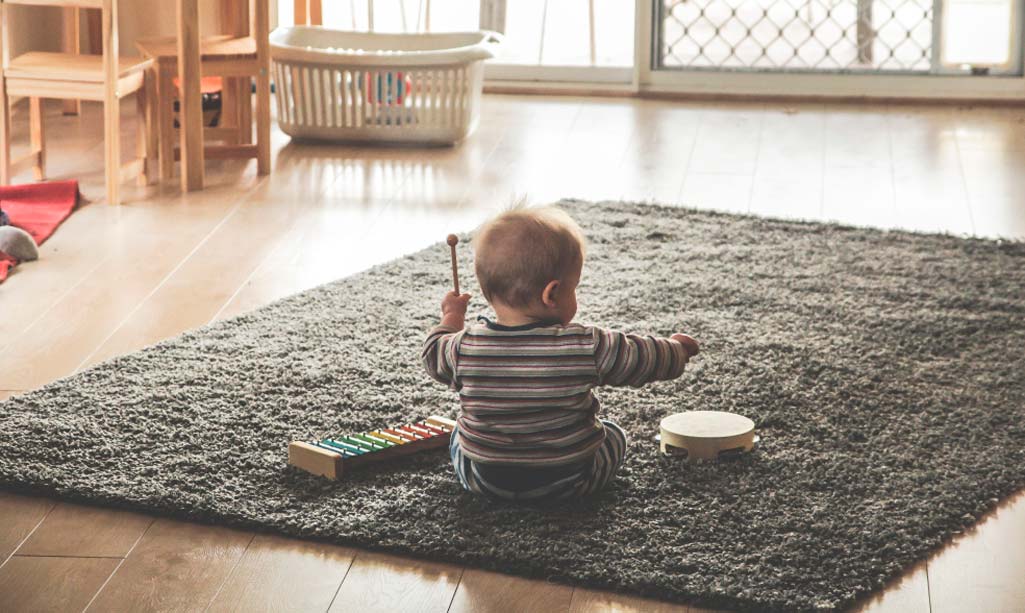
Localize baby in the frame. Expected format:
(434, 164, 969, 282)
(422, 206, 699, 501)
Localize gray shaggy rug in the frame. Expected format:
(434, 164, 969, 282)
(2, 200, 1024, 612)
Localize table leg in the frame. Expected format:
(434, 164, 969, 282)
(177, 0, 204, 191)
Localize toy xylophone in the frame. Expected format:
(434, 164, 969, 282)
(289, 415, 457, 480)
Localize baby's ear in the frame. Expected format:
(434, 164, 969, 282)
(541, 280, 560, 307)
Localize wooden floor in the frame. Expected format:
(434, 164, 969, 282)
(2, 94, 1024, 612)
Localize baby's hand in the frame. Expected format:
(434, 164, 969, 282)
(671, 333, 700, 357)
(441, 290, 471, 317)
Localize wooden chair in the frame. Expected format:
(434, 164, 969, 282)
(136, 0, 270, 180)
(0, 0, 156, 206)
(294, 0, 323, 26)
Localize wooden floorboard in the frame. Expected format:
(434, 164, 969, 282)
(0, 201, 254, 390)
(207, 534, 357, 613)
(15, 502, 152, 558)
(214, 199, 390, 321)
(1, 95, 1024, 612)
(0, 493, 54, 563)
(86, 519, 253, 612)
(927, 491, 1025, 613)
(568, 587, 690, 612)
(78, 186, 313, 369)
(0, 556, 121, 612)
(327, 551, 463, 613)
(850, 564, 931, 613)
(0, 203, 145, 344)
(449, 568, 574, 613)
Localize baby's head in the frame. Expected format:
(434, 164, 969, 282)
(474, 205, 586, 325)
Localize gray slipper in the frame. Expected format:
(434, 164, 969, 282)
(0, 226, 39, 262)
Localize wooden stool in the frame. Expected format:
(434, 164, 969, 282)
(135, 0, 270, 182)
(659, 411, 759, 462)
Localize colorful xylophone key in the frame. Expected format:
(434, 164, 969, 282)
(288, 415, 457, 480)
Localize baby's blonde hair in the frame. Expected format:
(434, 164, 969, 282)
(473, 204, 586, 308)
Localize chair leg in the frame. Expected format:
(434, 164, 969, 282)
(61, 7, 82, 116)
(239, 77, 253, 145)
(157, 66, 176, 180)
(256, 73, 270, 175)
(0, 81, 12, 185)
(104, 95, 120, 206)
(29, 97, 45, 181)
(221, 76, 240, 145)
(138, 70, 157, 186)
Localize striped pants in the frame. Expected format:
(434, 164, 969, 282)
(449, 420, 629, 501)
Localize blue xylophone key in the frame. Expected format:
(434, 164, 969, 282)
(313, 441, 357, 457)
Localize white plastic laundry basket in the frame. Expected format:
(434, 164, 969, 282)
(269, 27, 500, 144)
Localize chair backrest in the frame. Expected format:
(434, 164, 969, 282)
(0, 1, 119, 86)
(252, 0, 269, 69)
(218, 0, 268, 41)
(220, 0, 248, 37)
(293, 0, 322, 27)
(253, 0, 269, 40)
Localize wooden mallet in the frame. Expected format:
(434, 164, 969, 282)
(446, 234, 460, 294)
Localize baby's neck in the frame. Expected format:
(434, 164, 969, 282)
(495, 315, 543, 327)
(491, 303, 550, 328)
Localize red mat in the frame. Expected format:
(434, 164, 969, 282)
(0, 180, 81, 283)
(0, 251, 15, 282)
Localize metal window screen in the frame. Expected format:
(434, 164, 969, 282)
(658, 0, 936, 72)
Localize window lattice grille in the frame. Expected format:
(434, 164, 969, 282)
(661, 0, 934, 72)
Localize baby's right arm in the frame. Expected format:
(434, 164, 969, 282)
(592, 327, 699, 388)
(421, 290, 470, 388)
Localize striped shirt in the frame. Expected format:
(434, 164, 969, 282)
(422, 317, 690, 467)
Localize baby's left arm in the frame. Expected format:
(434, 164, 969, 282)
(592, 327, 697, 388)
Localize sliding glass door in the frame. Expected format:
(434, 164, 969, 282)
(279, 0, 1025, 98)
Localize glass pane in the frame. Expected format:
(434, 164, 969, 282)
(942, 0, 1013, 66)
(500, 0, 634, 66)
(501, 0, 547, 64)
(660, 0, 935, 73)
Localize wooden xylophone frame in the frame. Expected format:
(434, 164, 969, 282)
(289, 415, 458, 480)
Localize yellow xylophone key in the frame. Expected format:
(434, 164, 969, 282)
(372, 430, 406, 445)
(426, 416, 458, 431)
